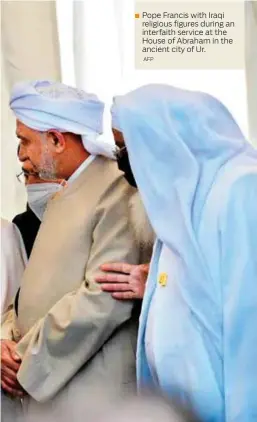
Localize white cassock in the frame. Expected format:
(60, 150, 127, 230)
(1, 218, 27, 314)
(1, 218, 27, 422)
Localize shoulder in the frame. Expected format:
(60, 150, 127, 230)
(1, 218, 15, 236)
(98, 157, 126, 183)
(1, 218, 12, 229)
(1, 218, 21, 252)
(225, 171, 256, 211)
(96, 157, 136, 202)
(220, 170, 257, 234)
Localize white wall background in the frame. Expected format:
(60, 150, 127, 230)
(245, 1, 257, 145)
(1, 0, 61, 220)
(56, 0, 249, 138)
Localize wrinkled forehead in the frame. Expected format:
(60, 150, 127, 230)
(16, 120, 41, 139)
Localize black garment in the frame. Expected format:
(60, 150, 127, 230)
(12, 204, 41, 259)
(116, 147, 137, 188)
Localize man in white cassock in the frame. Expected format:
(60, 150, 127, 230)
(1, 218, 27, 314)
(1, 81, 146, 422)
(1, 218, 27, 422)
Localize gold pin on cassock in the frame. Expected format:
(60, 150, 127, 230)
(158, 272, 168, 287)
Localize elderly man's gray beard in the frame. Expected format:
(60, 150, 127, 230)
(38, 133, 58, 180)
(128, 191, 155, 249)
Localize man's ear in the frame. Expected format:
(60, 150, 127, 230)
(47, 130, 66, 153)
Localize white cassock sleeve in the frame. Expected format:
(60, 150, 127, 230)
(1, 219, 27, 315)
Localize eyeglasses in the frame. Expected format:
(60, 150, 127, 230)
(16, 171, 28, 184)
(16, 170, 38, 184)
(16, 170, 68, 187)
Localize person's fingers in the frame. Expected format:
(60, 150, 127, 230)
(100, 262, 135, 274)
(132, 265, 149, 279)
(1, 373, 25, 397)
(95, 275, 108, 283)
(2, 354, 20, 372)
(140, 263, 150, 273)
(3, 341, 21, 363)
(9, 348, 21, 363)
(1, 375, 19, 390)
(96, 273, 129, 284)
(1, 365, 19, 381)
(100, 283, 131, 292)
(1, 380, 16, 396)
(1, 373, 22, 391)
(112, 291, 135, 300)
(1, 380, 24, 398)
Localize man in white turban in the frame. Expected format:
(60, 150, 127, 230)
(1, 80, 145, 422)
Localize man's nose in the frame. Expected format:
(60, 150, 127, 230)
(18, 144, 28, 162)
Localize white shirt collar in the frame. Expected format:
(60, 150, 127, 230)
(68, 155, 96, 184)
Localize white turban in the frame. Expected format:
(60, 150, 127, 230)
(10, 80, 115, 159)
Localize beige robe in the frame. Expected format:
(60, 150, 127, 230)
(2, 156, 143, 422)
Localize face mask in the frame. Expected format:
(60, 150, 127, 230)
(116, 148, 137, 188)
(26, 183, 63, 221)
